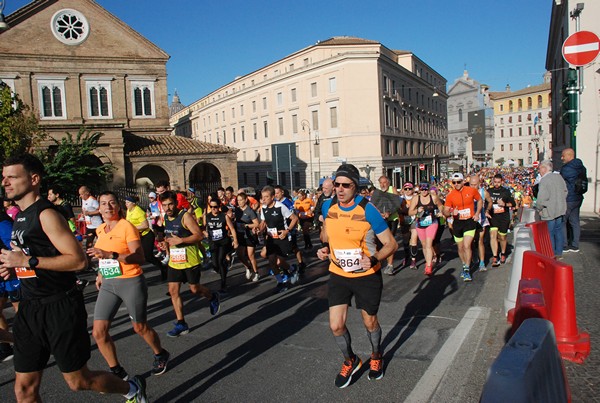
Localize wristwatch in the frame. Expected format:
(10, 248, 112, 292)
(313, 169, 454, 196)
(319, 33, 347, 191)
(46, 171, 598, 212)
(369, 255, 379, 268)
(111, 252, 119, 260)
(28, 256, 39, 269)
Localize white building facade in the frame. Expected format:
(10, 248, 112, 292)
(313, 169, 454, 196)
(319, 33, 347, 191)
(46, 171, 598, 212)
(171, 37, 449, 189)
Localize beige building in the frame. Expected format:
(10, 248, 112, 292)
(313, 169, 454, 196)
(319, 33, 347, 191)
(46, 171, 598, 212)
(546, 0, 599, 214)
(171, 37, 449, 189)
(490, 77, 552, 167)
(0, 0, 237, 196)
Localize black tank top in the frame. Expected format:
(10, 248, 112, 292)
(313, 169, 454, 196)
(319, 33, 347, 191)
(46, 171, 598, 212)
(11, 198, 76, 299)
(416, 195, 436, 215)
(164, 210, 193, 244)
(206, 212, 228, 242)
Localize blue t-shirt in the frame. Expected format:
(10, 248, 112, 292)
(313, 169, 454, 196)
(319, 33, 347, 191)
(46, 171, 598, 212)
(322, 195, 388, 235)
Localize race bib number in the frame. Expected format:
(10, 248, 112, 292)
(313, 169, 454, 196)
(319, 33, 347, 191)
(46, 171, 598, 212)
(15, 267, 37, 279)
(419, 215, 433, 227)
(267, 227, 279, 238)
(458, 208, 471, 220)
(98, 259, 122, 279)
(211, 229, 224, 240)
(493, 204, 505, 214)
(85, 215, 92, 225)
(170, 247, 188, 264)
(334, 248, 362, 272)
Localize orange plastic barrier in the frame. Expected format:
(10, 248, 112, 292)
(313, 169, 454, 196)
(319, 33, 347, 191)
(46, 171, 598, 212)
(525, 221, 554, 258)
(520, 250, 590, 363)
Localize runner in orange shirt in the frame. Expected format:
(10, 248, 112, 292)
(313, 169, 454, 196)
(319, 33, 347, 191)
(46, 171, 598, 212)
(443, 173, 482, 282)
(294, 190, 315, 249)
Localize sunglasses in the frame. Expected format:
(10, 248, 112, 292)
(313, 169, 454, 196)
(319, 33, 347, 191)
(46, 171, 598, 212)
(403, 187, 413, 190)
(333, 182, 353, 189)
(452, 181, 463, 184)
(210, 205, 219, 208)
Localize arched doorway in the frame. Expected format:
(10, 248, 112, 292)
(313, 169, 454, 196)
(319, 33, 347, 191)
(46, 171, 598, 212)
(188, 162, 222, 200)
(135, 164, 169, 189)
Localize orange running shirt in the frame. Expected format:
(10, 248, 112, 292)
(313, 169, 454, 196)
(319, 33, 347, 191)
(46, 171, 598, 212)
(95, 219, 143, 278)
(294, 198, 315, 219)
(444, 187, 482, 220)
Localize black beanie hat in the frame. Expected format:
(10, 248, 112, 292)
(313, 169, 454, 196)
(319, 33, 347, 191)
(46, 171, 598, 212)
(334, 164, 360, 186)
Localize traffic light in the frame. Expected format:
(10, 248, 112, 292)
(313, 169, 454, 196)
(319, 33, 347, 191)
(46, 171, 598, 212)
(561, 68, 578, 128)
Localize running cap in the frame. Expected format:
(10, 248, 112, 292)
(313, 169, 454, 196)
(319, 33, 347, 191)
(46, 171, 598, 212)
(124, 196, 136, 203)
(148, 192, 157, 198)
(451, 173, 464, 181)
(420, 183, 430, 190)
(402, 181, 414, 189)
(334, 164, 360, 186)
(188, 187, 195, 193)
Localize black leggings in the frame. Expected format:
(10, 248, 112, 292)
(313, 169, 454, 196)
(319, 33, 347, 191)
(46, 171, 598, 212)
(140, 231, 163, 268)
(210, 240, 232, 290)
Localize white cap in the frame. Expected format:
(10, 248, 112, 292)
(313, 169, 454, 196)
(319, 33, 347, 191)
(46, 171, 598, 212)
(148, 192, 157, 198)
(451, 173, 464, 181)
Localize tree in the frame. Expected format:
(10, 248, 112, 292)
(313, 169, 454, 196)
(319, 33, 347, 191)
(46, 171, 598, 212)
(495, 157, 505, 166)
(0, 82, 45, 161)
(38, 127, 114, 198)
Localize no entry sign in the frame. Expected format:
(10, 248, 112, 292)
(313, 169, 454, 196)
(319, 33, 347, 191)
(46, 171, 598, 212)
(562, 31, 600, 66)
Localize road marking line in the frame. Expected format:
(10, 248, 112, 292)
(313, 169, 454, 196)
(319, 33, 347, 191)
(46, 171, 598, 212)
(404, 306, 489, 403)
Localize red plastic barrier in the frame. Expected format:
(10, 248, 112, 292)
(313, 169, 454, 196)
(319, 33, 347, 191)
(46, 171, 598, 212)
(525, 221, 554, 258)
(508, 278, 548, 327)
(521, 250, 590, 363)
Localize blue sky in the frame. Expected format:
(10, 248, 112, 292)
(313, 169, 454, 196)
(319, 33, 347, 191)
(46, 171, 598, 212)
(5, 0, 553, 105)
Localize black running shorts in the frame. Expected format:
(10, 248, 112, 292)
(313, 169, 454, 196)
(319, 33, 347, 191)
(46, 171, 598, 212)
(167, 265, 201, 284)
(13, 291, 91, 373)
(328, 271, 383, 316)
(265, 238, 293, 257)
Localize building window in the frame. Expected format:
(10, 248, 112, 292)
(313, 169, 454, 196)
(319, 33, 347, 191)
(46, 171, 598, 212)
(231, 107, 235, 119)
(264, 121, 268, 138)
(240, 104, 244, 116)
(386, 139, 392, 155)
(311, 110, 319, 130)
(527, 97, 532, 110)
(243, 151, 246, 161)
(131, 80, 155, 118)
(85, 80, 112, 118)
(510, 144, 513, 151)
(253, 123, 257, 140)
(500, 104, 504, 112)
(222, 111, 225, 121)
(311, 82, 317, 97)
(330, 107, 338, 129)
(265, 148, 269, 161)
(241, 126, 245, 141)
(501, 145, 504, 151)
(500, 117, 504, 124)
(518, 115, 522, 122)
(508, 101, 513, 112)
(385, 105, 390, 127)
(519, 143, 522, 151)
(501, 129, 504, 138)
(51, 9, 90, 45)
(292, 114, 298, 134)
(537, 95, 543, 108)
(232, 128, 236, 143)
(332, 141, 339, 157)
(278, 117, 284, 135)
(519, 127, 522, 136)
(517, 99, 522, 111)
(314, 142, 320, 158)
(510, 128, 513, 137)
(262, 97, 267, 110)
(277, 92, 283, 106)
(329, 77, 337, 93)
(458, 108, 463, 122)
(38, 78, 66, 119)
(291, 88, 297, 102)
(252, 100, 256, 113)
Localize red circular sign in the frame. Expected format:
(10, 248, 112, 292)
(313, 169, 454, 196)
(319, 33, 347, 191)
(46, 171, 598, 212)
(533, 161, 539, 168)
(419, 164, 425, 170)
(562, 31, 600, 66)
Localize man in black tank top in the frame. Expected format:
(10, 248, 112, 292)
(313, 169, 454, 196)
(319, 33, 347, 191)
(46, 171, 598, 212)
(0, 154, 147, 401)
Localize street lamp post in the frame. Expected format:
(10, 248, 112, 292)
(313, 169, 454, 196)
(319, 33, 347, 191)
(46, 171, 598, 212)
(301, 119, 313, 189)
(0, 0, 9, 31)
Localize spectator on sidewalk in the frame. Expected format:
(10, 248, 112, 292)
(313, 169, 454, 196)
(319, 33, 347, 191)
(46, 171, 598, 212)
(536, 159, 567, 259)
(560, 148, 586, 253)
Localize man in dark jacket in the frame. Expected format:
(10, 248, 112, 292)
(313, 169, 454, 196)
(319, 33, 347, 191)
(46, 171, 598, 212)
(560, 148, 586, 253)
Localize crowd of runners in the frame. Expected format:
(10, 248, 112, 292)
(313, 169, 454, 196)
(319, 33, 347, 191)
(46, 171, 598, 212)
(0, 152, 553, 400)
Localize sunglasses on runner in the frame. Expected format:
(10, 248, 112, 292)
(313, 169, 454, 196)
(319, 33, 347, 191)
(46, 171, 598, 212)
(452, 181, 462, 184)
(333, 182, 353, 189)
(210, 204, 219, 208)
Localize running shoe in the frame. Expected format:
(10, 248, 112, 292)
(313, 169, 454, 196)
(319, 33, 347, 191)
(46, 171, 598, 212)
(289, 264, 300, 285)
(500, 254, 507, 264)
(334, 356, 362, 388)
(424, 265, 432, 276)
(274, 282, 289, 294)
(151, 349, 170, 376)
(462, 269, 472, 282)
(251, 272, 260, 282)
(402, 258, 409, 268)
(126, 375, 148, 403)
(161, 255, 170, 265)
(245, 268, 252, 280)
(167, 322, 189, 337)
(368, 352, 384, 381)
(110, 365, 129, 381)
(209, 292, 221, 315)
(491, 257, 500, 267)
(409, 259, 417, 270)
(298, 262, 307, 274)
(479, 261, 487, 272)
(383, 264, 394, 275)
(570, 247, 580, 253)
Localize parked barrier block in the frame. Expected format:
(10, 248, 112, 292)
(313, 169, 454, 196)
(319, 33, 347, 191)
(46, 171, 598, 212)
(504, 230, 535, 318)
(481, 318, 570, 403)
(525, 221, 554, 258)
(508, 278, 548, 330)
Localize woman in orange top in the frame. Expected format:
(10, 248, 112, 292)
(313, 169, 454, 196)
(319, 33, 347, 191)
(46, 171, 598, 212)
(87, 191, 170, 380)
(294, 190, 315, 249)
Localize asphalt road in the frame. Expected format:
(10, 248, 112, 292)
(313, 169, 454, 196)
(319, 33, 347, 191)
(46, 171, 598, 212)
(0, 228, 546, 402)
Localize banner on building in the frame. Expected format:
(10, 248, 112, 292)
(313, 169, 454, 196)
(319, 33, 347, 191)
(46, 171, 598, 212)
(468, 110, 486, 151)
